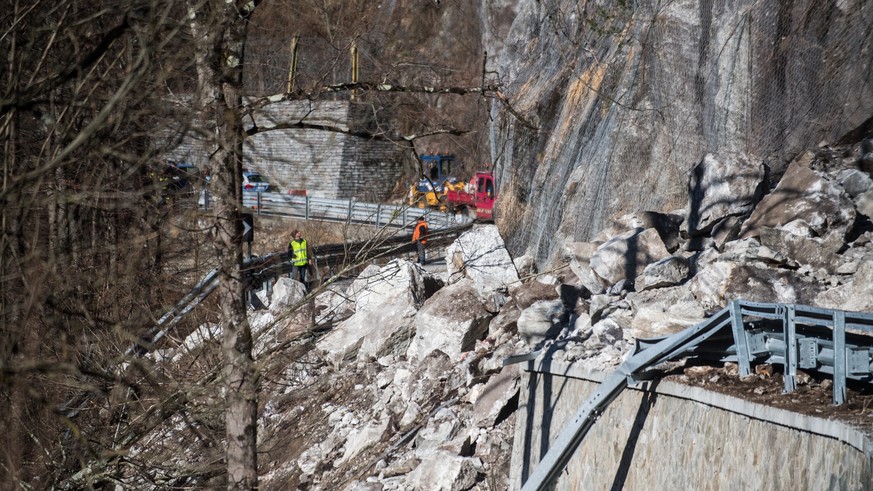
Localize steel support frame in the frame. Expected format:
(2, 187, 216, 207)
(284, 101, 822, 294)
(519, 299, 873, 491)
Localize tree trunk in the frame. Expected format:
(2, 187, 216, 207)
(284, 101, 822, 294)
(207, 1, 260, 487)
(189, 0, 260, 486)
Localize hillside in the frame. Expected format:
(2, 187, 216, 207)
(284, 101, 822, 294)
(3, 1, 873, 489)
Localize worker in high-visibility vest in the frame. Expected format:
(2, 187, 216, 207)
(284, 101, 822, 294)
(288, 229, 311, 290)
(412, 216, 428, 265)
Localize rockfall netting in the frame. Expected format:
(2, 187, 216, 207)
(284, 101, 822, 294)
(491, 0, 873, 267)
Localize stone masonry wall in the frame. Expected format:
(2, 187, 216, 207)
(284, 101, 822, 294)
(244, 100, 407, 200)
(166, 99, 407, 201)
(511, 361, 873, 490)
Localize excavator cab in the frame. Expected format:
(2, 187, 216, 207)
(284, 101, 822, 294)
(421, 154, 454, 189)
(409, 153, 458, 208)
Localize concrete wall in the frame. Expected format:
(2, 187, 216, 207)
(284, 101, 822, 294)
(168, 99, 408, 201)
(511, 359, 873, 490)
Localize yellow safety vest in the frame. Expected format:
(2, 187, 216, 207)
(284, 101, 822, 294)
(291, 239, 308, 266)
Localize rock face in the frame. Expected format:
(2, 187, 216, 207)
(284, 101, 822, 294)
(493, 0, 873, 266)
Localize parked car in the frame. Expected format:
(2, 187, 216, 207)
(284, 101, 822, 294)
(198, 171, 271, 208)
(165, 162, 200, 195)
(150, 160, 200, 200)
(242, 171, 270, 192)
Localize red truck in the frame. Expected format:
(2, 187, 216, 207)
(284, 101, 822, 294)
(445, 171, 496, 221)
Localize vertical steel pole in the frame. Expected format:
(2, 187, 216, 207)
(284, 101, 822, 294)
(834, 310, 847, 405)
(729, 300, 751, 376)
(783, 305, 797, 394)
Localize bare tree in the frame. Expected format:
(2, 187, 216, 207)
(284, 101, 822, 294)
(1, 0, 516, 488)
(199, 0, 260, 486)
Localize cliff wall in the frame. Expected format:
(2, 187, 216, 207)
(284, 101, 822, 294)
(493, 0, 873, 266)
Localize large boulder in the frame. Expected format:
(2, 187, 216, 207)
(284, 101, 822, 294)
(835, 168, 873, 198)
(509, 277, 560, 310)
(757, 227, 843, 273)
(594, 211, 685, 252)
(589, 228, 671, 286)
(406, 451, 481, 491)
(350, 260, 440, 313)
(250, 278, 310, 350)
(626, 285, 706, 338)
(690, 260, 822, 310)
(318, 260, 436, 366)
(446, 225, 519, 295)
(562, 241, 606, 294)
(740, 153, 856, 240)
(262, 277, 307, 313)
(685, 153, 768, 237)
(471, 365, 520, 429)
(516, 299, 565, 346)
(815, 260, 873, 312)
(634, 255, 690, 292)
(406, 279, 494, 362)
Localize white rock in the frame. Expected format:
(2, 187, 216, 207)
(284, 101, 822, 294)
(563, 240, 606, 294)
(406, 279, 493, 362)
(445, 224, 520, 295)
(684, 153, 767, 236)
(472, 365, 520, 428)
(634, 256, 690, 292)
(337, 415, 390, 465)
(406, 451, 481, 491)
(517, 299, 565, 345)
(815, 260, 873, 312)
(589, 228, 670, 286)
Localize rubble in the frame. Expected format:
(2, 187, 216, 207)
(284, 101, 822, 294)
(156, 141, 873, 490)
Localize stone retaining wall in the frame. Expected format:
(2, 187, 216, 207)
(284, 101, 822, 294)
(511, 359, 873, 490)
(167, 99, 408, 201)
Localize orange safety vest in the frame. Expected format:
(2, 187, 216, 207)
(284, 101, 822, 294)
(412, 221, 428, 245)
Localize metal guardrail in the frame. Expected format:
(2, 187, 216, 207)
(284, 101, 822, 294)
(125, 224, 473, 359)
(200, 190, 471, 230)
(516, 299, 873, 491)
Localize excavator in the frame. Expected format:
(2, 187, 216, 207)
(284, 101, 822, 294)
(408, 153, 496, 221)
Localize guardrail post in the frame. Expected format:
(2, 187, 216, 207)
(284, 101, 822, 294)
(347, 200, 354, 225)
(783, 305, 797, 394)
(257, 192, 262, 215)
(729, 300, 751, 376)
(376, 204, 382, 228)
(305, 195, 310, 221)
(834, 310, 847, 405)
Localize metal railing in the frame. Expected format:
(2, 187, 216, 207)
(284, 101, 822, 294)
(125, 224, 473, 358)
(515, 299, 873, 491)
(200, 190, 471, 230)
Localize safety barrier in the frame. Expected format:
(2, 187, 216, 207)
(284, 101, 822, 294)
(199, 190, 470, 230)
(514, 299, 873, 491)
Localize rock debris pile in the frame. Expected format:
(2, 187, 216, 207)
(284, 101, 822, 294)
(161, 141, 873, 490)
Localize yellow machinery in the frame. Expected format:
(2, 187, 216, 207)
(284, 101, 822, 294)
(408, 154, 463, 210)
